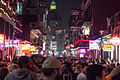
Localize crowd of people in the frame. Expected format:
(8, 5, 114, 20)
(0, 54, 120, 80)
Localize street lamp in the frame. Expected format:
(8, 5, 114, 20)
(100, 30, 104, 59)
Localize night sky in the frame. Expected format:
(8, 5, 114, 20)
(53, 0, 82, 27)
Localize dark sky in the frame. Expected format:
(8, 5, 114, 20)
(53, 0, 82, 27)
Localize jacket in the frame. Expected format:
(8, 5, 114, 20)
(5, 68, 37, 80)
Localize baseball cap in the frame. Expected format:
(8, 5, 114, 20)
(42, 57, 61, 69)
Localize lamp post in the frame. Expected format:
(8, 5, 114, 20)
(100, 30, 104, 59)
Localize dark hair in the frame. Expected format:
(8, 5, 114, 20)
(86, 64, 105, 80)
(31, 54, 44, 69)
(18, 56, 29, 68)
(12, 57, 18, 64)
(0, 67, 9, 80)
(41, 68, 59, 76)
(112, 72, 120, 80)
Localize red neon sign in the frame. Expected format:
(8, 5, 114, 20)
(73, 39, 90, 45)
(109, 36, 120, 46)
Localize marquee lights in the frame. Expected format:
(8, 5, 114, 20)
(109, 36, 120, 46)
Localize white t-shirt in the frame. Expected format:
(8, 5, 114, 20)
(77, 72, 86, 80)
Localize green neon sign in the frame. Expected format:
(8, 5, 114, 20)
(51, 1, 55, 4)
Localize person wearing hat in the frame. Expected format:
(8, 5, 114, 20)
(41, 57, 62, 80)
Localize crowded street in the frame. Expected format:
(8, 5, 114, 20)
(0, 0, 120, 80)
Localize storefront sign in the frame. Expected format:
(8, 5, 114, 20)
(89, 41, 100, 49)
(20, 44, 30, 53)
(109, 36, 120, 46)
(103, 44, 112, 52)
(5, 40, 19, 47)
(0, 40, 19, 47)
(77, 49, 86, 54)
(29, 45, 36, 52)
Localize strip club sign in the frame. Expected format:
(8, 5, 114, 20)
(109, 36, 120, 46)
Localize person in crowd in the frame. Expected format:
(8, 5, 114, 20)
(106, 65, 120, 80)
(31, 54, 45, 80)
(72, 64, 82, 80)
(62, 62, 72, 80)
(0, 67, 9, 80)
(5, 56, 37, 80)
(12, 57, 18, 64)
(86, 64, 106, 80)
(31, 54, 45, 69)
(77, 64, 86, 80)
(0, 62, 7, 68)
(41, 57, 62, 80)
(7, 63, 18, 72)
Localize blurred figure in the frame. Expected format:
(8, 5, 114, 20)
(77, 64, 86, 80)
(72, 64, 82, 80)
(41, 57, 62, 80)
(106, 65, 120, 80)
(86, 64, 106, 80)
(5, 56, 37, 80)
(7, 63, 18, 72)
(0, 67, 9, 80)
(31, 54, 45, 69)
(31, 54, 45, 80)
(12, 57, 18, 64)
(62, 62, 72, 80)
(0, 62, 7, 68)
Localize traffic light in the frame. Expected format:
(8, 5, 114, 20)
(52, 36, 55, 39)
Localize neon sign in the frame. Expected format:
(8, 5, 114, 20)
(89, 41, 100, 49)
(109, 36, 120, 46)
(0, 34, 4, 44)
(0, 40, 19, 47)
(77, 49, 86, 54)
(30, 45, 36, 52)
(103, 44, 112, 52)
(50, 1, 56, 10)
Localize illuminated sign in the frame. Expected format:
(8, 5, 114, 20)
(109, 36, 120, 46)
(51, 1, 55, 4)
(20, 44, 30, 53)
(66, 46, 70, 49)
(6, 40, 19, 47)
(20, 44, 30, 50)
(89, 41, 100, 49)
(16, 2, 23, 15)
(0, 40, 19, 47)
(103, 44, 112, 52)
(50, 5, 56, 10)
(0, 34, 4, 44)
(102, 40, 112, 52)
(30, 45, 36, 52)
(50, 1, 56, 10)
(77, 49, 86, 54)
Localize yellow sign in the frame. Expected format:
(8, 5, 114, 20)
(0, 34, 4, 44)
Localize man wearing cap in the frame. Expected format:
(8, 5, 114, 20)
(41, 57, 62, 80)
